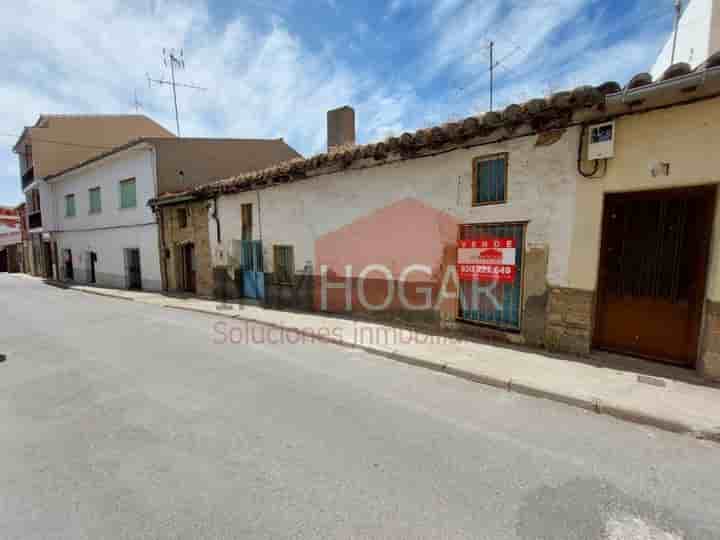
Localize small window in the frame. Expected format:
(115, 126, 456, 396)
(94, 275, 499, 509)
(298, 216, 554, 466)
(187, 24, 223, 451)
(241, 203, 253, 241)
(472, 154, 507, 205)
(88, 187, 102, 214)
(65, 194, 76, 217)
(119, 178, 137, 209)
(273, 245, 295, 284)
(177, 207, 187, 228)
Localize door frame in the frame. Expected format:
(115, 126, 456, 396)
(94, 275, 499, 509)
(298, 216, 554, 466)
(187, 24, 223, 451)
(593, 185, 717, 367)
(124, 248, 142, 290)
(180, 242, 196, 293)
(87, 251, 97, 284)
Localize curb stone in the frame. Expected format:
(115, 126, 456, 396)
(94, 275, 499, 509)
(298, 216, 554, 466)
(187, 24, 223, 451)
(595, 401, 700, 435)
(44, 283, 720, 443)
(77, 289, 135, 301)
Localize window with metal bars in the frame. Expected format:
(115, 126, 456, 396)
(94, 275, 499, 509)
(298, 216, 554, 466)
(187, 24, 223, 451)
(472, 153, 508, 205)
(458, 222, 525, 330)
(273, 245, 295, 285)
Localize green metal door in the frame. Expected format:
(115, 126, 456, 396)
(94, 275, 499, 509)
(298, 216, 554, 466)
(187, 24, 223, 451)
(241, 240, 265, 300)
(458, 223, 525, 330)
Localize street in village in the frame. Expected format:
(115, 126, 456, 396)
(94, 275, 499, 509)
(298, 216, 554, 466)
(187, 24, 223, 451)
(2, 274, 719, 539)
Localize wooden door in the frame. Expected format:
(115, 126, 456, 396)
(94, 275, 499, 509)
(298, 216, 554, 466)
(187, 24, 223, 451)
(594, 186, 715, 366)
(182, 243, 196, 293)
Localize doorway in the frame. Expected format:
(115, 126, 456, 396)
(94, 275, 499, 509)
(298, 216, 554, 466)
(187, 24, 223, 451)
(87, 251, 97, 284)
(124, 248, 142, 290)
(179, 243, 196, 293)
(63, 249, 74, 281)
(240, 239, 265, 300)
(594, 186, 715, 366)
(43, 241, 53, 278)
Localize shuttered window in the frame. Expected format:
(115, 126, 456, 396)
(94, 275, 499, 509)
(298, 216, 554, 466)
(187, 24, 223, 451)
(241, 203, 253, 241)
(65, 194, 76, 218)
(88, 187, 102, 214)
(458, 222, 525, 330)
(472, 154, 507, 205)
(119, 178, 137, 209)
(273, 245, 295, 284)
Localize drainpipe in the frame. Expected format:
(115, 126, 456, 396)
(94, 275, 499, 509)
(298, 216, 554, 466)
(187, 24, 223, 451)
(159, 207, 169, 292)
(212, 195, 221, 243)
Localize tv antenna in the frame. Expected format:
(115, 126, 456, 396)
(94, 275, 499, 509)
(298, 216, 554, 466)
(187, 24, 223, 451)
(486, 41, 522, 111)
(670, 0, 683, 64)
(147, 48, 207, 136)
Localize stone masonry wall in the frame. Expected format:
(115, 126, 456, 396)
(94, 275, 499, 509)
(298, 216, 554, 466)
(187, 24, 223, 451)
(545, 287, 594, 355)
(161, 201, 213, 297)
(700, 300, 720, 381)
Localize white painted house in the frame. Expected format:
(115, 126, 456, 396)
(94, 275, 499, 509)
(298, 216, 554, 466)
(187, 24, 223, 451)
(651, 0, 720, 79)
(48, 143, 162, 289)
(46, 137, 301, 291)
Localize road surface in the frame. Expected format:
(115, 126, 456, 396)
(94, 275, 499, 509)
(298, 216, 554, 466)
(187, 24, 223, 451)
(1, 275, 718, 539)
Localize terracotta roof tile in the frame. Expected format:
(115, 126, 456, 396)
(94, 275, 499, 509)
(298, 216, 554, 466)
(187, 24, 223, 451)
(151, 58, 720, 204)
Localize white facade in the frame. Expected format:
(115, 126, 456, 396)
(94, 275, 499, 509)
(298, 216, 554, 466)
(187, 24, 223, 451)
(651, 0, 718, 79)
(48, 145, 163, 290)
(210, 127, 582, 288)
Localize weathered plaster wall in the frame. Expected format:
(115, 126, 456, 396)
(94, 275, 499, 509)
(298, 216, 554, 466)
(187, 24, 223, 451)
(211, 128, 583, 341)
(566, 97, 720, 373)
(568, 98, 720, 298)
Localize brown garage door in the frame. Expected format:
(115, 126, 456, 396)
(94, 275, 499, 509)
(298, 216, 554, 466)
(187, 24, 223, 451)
(594, 186, 715, 366)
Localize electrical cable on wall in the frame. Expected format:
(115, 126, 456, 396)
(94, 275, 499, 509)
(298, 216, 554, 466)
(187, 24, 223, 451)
(577, 124, 606, 179)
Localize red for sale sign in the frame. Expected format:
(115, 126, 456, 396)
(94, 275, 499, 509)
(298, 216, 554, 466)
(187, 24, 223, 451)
(457, 238, 517, 283)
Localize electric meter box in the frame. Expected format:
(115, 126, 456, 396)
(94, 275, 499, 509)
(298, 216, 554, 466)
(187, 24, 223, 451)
(587, 121, 615, 160)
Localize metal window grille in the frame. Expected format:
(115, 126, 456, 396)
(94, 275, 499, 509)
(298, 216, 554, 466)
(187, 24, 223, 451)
(273, 245, 294, 284)
(458, 222, 525, 330)
(241, 240, 263, 272)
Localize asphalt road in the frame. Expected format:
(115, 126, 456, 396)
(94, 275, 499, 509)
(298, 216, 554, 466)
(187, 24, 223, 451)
(1, 274, 719, 539)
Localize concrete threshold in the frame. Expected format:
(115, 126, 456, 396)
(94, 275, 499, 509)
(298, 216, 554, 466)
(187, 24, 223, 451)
(23, 274, 720, 443)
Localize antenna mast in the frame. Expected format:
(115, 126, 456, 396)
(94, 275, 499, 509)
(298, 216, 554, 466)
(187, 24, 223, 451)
(147, 48, 207, 136)
(671, 0, 682, 65)
(487, 41, 503, 111)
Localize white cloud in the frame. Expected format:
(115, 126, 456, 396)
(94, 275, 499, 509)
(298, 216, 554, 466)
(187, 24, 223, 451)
(0, 0, 672, 206)
(0, 0, 420, 204)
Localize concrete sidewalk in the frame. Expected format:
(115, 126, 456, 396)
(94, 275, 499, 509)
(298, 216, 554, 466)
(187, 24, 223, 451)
(24, 275, 720, 441)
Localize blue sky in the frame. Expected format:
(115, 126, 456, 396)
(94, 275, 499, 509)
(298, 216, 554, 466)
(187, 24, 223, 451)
(0, 0, 675, 206)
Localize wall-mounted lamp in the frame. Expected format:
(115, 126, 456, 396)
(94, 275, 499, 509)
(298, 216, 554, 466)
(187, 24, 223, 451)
(649, 161, 671, 177)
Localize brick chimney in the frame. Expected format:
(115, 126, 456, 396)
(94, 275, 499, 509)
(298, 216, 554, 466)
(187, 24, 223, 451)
(327, 106, 356, 151)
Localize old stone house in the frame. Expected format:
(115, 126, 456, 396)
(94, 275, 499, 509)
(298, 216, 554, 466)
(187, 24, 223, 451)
(151, 52, 720, 381)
